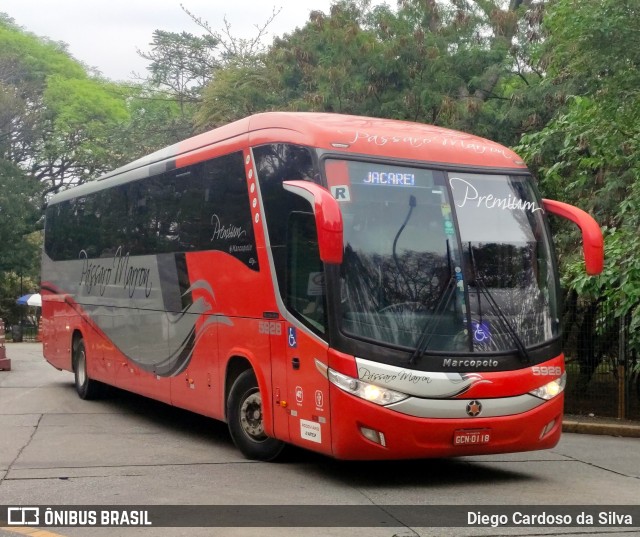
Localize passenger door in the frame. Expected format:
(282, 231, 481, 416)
(281, 212, 332, 454)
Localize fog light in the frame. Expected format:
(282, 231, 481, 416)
(540, 419, 557, 439)
(360, 426, 386, 447)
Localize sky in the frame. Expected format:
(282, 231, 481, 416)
(1, 0, 385, 81)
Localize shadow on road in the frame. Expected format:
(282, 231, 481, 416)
(278, 445, 534, 490)
(72, 382, 535, 490)
(59, 380, 235, 448)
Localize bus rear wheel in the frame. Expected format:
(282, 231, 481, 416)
(73, 338, 103, 400)
(227, 369, 284, 461)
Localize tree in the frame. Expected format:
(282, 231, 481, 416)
(139, 5, 281, 132)
(37, 75, 129, 195)
(517, 0, 640, 355)
(137, 30, 220, 119)
(0, 159, 42, 323)
(0, 14, 138, 322)
(109, 84, 196, 163)
(195, 64, 281, 128)
(0, 15, 130, 195)
(181, 4, 281, 67)
(196, 0, 548, 146)
(0, 159, 41, 269)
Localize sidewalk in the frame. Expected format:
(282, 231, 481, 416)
(563, 414, 640, 438)
(2, 342, 640, 439)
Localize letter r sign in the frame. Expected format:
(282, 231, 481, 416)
(331, 185, 351, 202)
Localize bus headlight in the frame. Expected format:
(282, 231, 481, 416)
(327, 369, 408, 406)
(529, 372, 567, 400)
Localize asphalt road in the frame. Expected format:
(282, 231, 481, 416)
(1, 343, 639, 537)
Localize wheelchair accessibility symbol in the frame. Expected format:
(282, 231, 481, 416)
(288, 326, 297, 348)
(472, 321, 491, 343)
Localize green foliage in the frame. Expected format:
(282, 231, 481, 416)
(0, 13, 138, 316)
(196, 65, 281, 128)
(0, 15, 133, 195)
(139, 5, 281, 132)
(517, 0, 640, 352)
(0, 159, 42, 321)
(541, 0, 639, 92)
(39, 76, 130, 190)
(0, 159, 41, 267)
(196, 0, 549, 146)
(562, 226, 640, 353)
(0, 15, 85, 82)
(44, 76, 128, 129)
(110, 84, 194, 163)
(138, 29, 219, 119)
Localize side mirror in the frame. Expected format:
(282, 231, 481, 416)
(543, 199, 604, 275)
(283, 180, 344, 264)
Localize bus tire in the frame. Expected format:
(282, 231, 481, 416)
(227, 369, 284, 461)
(73, 338, 103, 400)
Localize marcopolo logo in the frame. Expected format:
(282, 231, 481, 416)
(442, 358, 499, 368)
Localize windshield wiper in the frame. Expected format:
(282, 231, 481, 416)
(468, 244, 531, 364)
(408, 274, 456, 366)
(408, 239, 456, 366)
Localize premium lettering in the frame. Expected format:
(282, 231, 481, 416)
(449, 177, 542, 213)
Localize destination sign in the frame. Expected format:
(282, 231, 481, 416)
(363, 171, 415, 186)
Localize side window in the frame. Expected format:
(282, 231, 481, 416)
(45, 151, 256, 262)
(253, 143, 319, 300)
(98, 186, 128, 257)
(45, 197, 102, 260)
(173, 168, 205, 252)
(43, 205, 57, 258)
(145, 174, 179, 254)
(44, 202, 69, 260)
(287, 212, 327, 334)
(126, 180, 151, 256)
(44, 188, 128, 261)
(253, 144, 318, 248)
(201, 152, 258, 270)
(134, 169, 203, 255)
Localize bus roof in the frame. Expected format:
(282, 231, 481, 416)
(188, 112, 526, 168)
(49, 112, 528, 204)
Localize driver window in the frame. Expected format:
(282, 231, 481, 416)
(286, 211, 327, 335)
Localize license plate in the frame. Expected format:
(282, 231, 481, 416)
(453, 429, 491, 446)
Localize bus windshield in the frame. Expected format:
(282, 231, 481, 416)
(327, 159, 559, 355)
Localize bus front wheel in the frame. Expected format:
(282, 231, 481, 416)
(227, 369, 284, 461)
(73, 338, 103, 400)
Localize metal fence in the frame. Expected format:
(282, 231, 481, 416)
(4, 323, 39, 342)
(562, 297, 639, 420)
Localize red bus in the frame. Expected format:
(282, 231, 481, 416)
(41, 113, 603, 461)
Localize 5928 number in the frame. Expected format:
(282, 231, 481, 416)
(532, 366, 562, 376)
(258, 321, 282, 336)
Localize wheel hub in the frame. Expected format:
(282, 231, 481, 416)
(240, 392, 266, 440)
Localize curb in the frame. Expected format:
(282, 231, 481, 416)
(563, 419, 640, 438)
